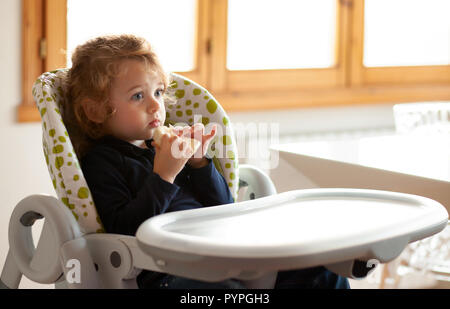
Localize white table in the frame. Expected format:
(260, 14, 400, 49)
(270, 133, 450, 215)
(270, 133, 450, 287)
(137, 188, 447, 286)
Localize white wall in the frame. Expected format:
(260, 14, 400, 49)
(229, 103, 395, 136)
(0, 0, 395, 289)
(0, 0, 55, 288)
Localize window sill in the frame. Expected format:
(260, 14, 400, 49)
(217, 84, 450, 112)
(17, 83, 450, 123)
(17, 104, 41, 123)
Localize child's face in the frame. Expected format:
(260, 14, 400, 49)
(103, 59, 166, 143)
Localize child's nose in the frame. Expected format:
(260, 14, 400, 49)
(146, 97, 160, 114)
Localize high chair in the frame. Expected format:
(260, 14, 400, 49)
(1, 70, 448, 289)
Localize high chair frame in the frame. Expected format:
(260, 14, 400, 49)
(1, 70, 447, 289)
(1, 164, 276, 289)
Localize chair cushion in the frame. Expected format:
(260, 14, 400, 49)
(166, 73, 239, 199)
(33, 69, 104, 234)
(33, 70, 239, 234)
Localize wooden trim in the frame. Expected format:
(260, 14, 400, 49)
(18, 0, 450, 122)
(44, 0, 67, 71)
(217, 84, 450, 112)
(18, 0, 67, 123)
(18, 0, 44, 122)
(208, 0, 228, 92)
(336, 0, 352, 86)
(17, 104, 41, 123)
(364, 65, 450, 85)
(349, 0, 364, 86)
(196, 0, 211, 86)
(174, 0, 210, 86)
(218, 0, 345, 93)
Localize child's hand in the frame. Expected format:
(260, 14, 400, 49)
(173, 123, 217, 169)
(151, 134, 194, 183)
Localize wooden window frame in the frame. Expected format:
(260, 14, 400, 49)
(19, 0, 44, 122)
(18, 0, 450, 122)
(18, 0, 211, 122)
(19, 0, 67, 122)
(350, 0, 450, 86)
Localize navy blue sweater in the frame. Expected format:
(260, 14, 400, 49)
(80, 135, 234, 236)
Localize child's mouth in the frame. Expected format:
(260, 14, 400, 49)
(149, 119, 160, 128)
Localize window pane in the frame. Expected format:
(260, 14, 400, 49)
(364, 0, 450, 67)
(67, 0, 196, 72)
(227, 0, 336, 70)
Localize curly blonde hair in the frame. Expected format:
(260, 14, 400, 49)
(63, 34, 170, 158)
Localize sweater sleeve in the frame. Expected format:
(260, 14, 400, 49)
(81, 149, 179, 236)
(187, 159, 234, 207)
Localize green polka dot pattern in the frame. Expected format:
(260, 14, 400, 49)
(32, 70, 239, 234)
(167, 73, 239, 200)
(33, 69, 105, 234)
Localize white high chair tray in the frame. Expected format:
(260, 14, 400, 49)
(137, 189, 448, 280)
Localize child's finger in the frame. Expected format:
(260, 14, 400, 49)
(181, 139, 195, 159)
(184, 145, 194, 158)
(203, 125, 217, 143)
(168, 136, 185, 159)
(160, 133, 174, 145)
(207, 124, 217, 137)
(192, 123, 205, 138)
(173, 126, 186, 137)
(162, 134, 177, 152)
(150, 140, 159, 150)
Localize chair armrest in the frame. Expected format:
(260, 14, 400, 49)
(62, 234, 165, 288)
(238, 164, 277, 201)
(3, 194, 82, 287)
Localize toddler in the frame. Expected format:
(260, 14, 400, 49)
(63, 34, 349, 289)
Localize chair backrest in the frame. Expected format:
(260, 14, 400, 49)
(32, 69, 239, 234)
(166, 73, 239, 198)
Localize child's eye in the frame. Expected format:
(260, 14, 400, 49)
(155, 88, 164, 97)
(131, 92, 144, 101)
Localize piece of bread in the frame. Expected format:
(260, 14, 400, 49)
(152, 125, 201, 154)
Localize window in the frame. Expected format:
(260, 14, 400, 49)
(66, 0, 197, 72)
(227, 0, 336, 70)
(352, 0, 450, 85)
(19, 0, 450, 122)
(364, 0, 450, 67)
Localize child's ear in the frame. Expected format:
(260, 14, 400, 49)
(81, 99, 104, 123)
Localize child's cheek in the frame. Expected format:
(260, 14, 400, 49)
(160, 107, 166, 125)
